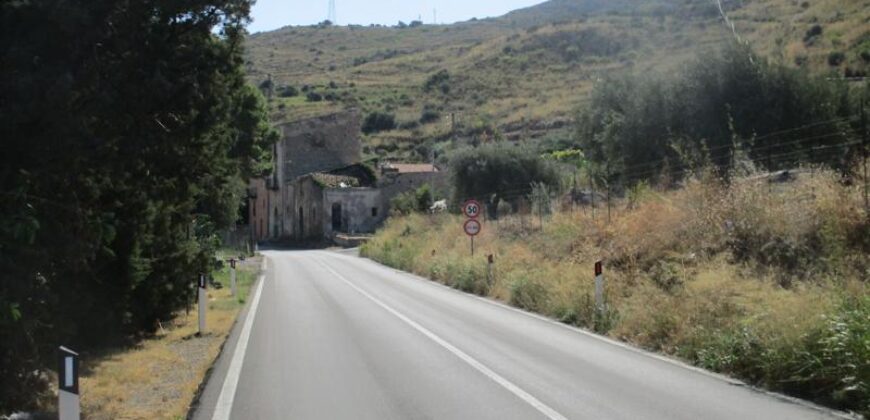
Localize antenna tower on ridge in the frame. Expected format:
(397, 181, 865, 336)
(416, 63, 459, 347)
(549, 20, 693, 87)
(327, 0, 337, 24)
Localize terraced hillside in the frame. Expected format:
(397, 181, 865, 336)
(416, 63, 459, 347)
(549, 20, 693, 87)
(245, 0, 870, 161)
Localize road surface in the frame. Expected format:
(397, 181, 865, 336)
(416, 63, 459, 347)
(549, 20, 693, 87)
(193, 250, 849, 420)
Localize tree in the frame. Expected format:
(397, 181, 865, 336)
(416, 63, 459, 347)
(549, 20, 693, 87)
(362, 112, 397, 134)
(0, 0, 276, 411)
(449, 144, 560, 208)
(576, 42, 859, 186)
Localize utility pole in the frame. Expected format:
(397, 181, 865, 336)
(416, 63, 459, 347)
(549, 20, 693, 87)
(328, 0, 337, 24)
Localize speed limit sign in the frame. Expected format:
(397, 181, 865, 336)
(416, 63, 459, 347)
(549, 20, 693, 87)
(463, 200, 482, 219)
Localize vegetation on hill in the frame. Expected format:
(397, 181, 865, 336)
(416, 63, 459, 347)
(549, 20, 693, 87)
(245, 0, 869, 162)
(578, 43, 867, 186)
(0, 0, 275, 412)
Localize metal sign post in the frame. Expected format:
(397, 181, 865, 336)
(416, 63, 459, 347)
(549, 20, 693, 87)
(198, 275, 207, 335)
(58, 346, 80, 420)
(594, 261, 605, 313)
(463, 199, 482, 256)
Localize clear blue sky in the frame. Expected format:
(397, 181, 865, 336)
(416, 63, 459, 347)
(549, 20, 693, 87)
(247, 0, 547, 33)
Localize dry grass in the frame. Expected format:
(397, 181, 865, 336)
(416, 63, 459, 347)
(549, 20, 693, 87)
(362, 170, 869, 414)
(59, 257, 261, 420)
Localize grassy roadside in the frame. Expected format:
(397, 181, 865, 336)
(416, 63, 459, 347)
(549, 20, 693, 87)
(52, 253, 260, 420)
(362, 171, 869, 417)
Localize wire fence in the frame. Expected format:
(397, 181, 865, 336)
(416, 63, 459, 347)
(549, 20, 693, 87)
(450, 122, 869, 231)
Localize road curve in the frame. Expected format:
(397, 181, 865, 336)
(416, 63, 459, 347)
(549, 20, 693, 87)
(192, 250, 850, 420)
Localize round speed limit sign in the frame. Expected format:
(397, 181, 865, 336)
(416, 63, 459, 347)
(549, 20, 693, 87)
(464, 219, 482, 236)
(463, 200, 482, 219)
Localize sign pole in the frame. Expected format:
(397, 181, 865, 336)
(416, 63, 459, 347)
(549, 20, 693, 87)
(594, 261, 605, 313)
(471, 236, 475, 257)
(198, 275, 207, 335)
(58, 346, 80, 420)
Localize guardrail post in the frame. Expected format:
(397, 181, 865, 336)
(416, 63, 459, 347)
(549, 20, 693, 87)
(58, 346, 80, 420)
(230, 259, 238, 298)
(594, 261, 605, 314)
(198, 275, 207, 335)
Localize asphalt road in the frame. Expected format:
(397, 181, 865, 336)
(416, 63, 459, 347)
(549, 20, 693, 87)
(193, 250, 849, 420)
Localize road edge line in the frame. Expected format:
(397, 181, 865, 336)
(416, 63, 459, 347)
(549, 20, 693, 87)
(211, 258, 268, 420)
(313, 257, 568, 420)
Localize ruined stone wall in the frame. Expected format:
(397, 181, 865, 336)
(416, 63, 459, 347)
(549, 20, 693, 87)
(323, 188, 385, 237)
(378, 171, 449, 210)
(287, 176, 325, 241)
(279, 110, 362, 182)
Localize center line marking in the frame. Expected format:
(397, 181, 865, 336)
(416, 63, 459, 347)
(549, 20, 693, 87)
(313, 257, 568, 420)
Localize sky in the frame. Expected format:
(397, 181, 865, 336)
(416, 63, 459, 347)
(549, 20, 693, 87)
(247, 0, 548, 33)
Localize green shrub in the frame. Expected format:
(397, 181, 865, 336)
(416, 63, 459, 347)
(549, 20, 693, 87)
(278, 85, 298, 97)
(509, 276, 549, 312)
(419, 107, 441, 124)
(423, 69, 450, 93)
(362, 111, 396, 134)
(827, 51, 846, 66)
(306, 91, 323, 102)
(449, 143, 560, 206)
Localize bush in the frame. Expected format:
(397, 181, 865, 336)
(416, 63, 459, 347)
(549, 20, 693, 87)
(420, 107, 441, 124)
(362, 111, 397, 134)
(509, 276, 549, 312)
(827, 51, 846, 66)
(803, 24, 823, 45)
(306, 91, 323, 102)
(423, 69, 450, 93)
(278, 85, 299, 97)
(390, 184, 434, 215)
(449, 143, 561, 206)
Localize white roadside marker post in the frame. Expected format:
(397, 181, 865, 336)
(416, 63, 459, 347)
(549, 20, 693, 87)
(198, 275, 207, 335)
(58, 346, 80, 420)
(486, 254, 495, 286)
(229, 259, 238, 298)
(594, 261, 605, 314)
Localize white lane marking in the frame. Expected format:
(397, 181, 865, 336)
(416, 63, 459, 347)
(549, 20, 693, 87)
(313, 257, 568, 420)
(212, 258, 268, 420)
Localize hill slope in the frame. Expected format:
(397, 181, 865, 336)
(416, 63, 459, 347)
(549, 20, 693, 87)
(245, 0, 870, 161)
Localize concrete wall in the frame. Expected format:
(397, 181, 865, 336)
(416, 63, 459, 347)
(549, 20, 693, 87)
(278, 111, 362, 182)
(323, 188, 385, 237)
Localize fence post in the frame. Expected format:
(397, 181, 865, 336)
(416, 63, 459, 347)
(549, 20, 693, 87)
(58, 346, 80, 420)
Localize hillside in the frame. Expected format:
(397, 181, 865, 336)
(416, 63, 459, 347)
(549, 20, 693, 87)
(245, 0, 870, 161)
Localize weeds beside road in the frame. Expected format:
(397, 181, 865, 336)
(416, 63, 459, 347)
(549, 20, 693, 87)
(44, 254, 261, 420)
(362, 170, 869, 417)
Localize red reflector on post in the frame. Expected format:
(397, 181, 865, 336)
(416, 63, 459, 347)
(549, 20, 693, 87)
(595, 261, 603, 276)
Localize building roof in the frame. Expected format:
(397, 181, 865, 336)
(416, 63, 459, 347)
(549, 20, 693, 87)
(382, 163, 439, 174)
